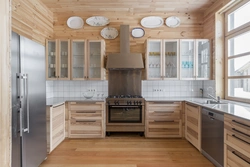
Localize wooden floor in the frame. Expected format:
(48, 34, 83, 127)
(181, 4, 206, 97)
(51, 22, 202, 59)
(40, 133, 215, 167)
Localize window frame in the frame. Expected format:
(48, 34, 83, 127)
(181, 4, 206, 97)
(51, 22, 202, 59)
(225, 0, 250, 103)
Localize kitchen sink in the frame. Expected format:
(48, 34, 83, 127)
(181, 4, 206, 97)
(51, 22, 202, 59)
(205, 100, 227, 104)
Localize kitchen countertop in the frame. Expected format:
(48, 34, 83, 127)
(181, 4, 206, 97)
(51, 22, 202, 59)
(46, 97, 106, 106)
(144, 97, 250, 121)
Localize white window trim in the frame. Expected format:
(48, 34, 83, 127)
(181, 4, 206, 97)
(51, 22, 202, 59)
(225, 0, 250, 103)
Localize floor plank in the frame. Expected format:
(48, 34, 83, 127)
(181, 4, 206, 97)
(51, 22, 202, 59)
(40, 134, 215, 167)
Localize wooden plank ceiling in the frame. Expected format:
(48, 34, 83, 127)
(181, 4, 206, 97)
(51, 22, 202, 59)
(40, 0, 218, 13)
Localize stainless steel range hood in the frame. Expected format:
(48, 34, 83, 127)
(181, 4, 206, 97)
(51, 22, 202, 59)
(106, 25, 144, 69)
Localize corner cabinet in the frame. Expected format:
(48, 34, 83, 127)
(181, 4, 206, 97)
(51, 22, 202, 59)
(145, 39, 179, 80)
(180, 39, 210, 80)
(71, 40, 106, 80)
(46, 39, 71, 80)
(185, 102, 201, 151)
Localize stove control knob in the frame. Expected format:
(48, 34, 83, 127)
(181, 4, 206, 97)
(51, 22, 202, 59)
(138, 101, 142, 105)
(115, 101, 119, 105)
(133, 101, 136, 105)
(127, 101, 132, 105)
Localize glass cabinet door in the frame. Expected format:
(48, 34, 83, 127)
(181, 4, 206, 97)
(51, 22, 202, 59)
(47, 40, 57, 79)
(180, 40, 195, 79)
(163, 40, 179, 79)
(147, 40, 162, 79)
(59, 40, 70, 79)
(196, 39, 210, 79)
(72, 40, 86, 80)
(88, 41, 102, 79)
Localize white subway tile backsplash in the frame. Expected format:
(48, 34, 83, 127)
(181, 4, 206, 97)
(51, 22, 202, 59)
(141, 80, 215, 98)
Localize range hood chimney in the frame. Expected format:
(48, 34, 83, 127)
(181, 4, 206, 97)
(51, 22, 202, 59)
(106, 25, 144, 69)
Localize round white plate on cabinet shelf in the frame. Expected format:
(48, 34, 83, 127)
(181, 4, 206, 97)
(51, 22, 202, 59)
(140, 16, 163, 28)
(67, 16, 84, 29)
(165, 16, 180, 28)
(101, 27, 118, 39)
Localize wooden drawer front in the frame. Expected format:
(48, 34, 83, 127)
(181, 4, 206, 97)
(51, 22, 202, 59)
(185, 103, 199, 116)
(146, 120, 181, 138)
(225, 145, 250, 167)
(69, 102, 103, 111)
(225, 129, 250, 156)
(147, 102, 182, 111)
(147, 109, 180, 120)
(70, 110, 102, 120)
(225, 114, 250, 136)
(186, 126, 199, 149)
(69, 119, 102, 138)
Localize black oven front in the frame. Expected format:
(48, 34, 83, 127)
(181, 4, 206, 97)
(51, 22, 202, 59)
(107, 105, 144, 125)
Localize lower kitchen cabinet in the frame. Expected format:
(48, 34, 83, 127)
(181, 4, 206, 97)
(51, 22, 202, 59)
(185, 102, 201, 151)
(224, 114, 250, 167)
(46, 103, 65, 153)
(68, 101, 105, 138)
(145, 101, 182, 138)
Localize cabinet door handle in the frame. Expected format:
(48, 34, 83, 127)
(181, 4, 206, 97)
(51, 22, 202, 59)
(186, 103, 198, 108)
(154, 111, 174, 113)
(232, 134, 250, 145)
(154, 120, 175, 123)
(232, 151, 250, 164)
(76, 111, 96, 113)
(232, 128, 250, 138)
(232, 120, 250, 128)
(76, 120, 96, 123)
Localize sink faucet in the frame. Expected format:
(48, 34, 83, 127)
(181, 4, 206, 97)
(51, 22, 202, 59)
(207, 86, 220, 103)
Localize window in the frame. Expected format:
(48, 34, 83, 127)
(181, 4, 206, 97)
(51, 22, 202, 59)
(225, 0, 250, 102)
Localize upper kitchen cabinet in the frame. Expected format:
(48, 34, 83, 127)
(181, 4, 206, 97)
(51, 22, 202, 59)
(145, 39, 179, 80)
(46, 39, 70, 80)
(71, 39, 106, 80)
(180, 39, 210, 80)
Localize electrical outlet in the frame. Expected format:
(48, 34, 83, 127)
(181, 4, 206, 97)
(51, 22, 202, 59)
(88, 89, 96, 92)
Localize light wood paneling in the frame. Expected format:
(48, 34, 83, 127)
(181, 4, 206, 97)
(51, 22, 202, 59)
(41, 0, 219, 13)
(12, 0, 54, 45)
(52, 12, 204, 56)
(0, 0, 11, 167)
(40, 137, 215, 167)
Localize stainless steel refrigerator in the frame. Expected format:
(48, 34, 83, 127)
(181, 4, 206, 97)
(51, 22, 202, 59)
(11, 32, 47, 167)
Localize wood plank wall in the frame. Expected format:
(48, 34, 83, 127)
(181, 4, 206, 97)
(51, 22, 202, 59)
(11, 0, 54, 45)
(53, 12, 204, 55)
(0, 0, 11, 166)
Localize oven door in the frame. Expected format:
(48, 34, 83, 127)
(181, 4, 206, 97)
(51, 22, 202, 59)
(107, 105, 144, 125)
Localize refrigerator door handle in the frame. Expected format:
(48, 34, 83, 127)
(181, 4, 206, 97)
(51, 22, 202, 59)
(23, 74, 30, 133)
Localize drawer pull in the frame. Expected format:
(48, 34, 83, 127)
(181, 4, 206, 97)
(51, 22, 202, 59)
(153, 102, 175, 104)
(154, 120, 175, 123)
(186, 103, 198, 108)
(232, 151, 250, 164)
(232, 120, 250, 128)
(76, 111, 96, 113)
(155, 111, 174, 113)
(232, 134, 250, 145)
(232, 128, 250, 138)
(76, 120, 96, 123)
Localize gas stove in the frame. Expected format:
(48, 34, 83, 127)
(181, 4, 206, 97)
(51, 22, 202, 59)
(106, 95, 144, 105)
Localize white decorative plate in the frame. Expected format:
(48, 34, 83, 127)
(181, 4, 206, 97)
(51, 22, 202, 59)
(86, 16, 110, 26)
(165, 16, 181, 28)
(131, 28, 145, 38)
(101, 27, 118, 39)
(140, 16, 163, 28)
(67, 16, 84, 29)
